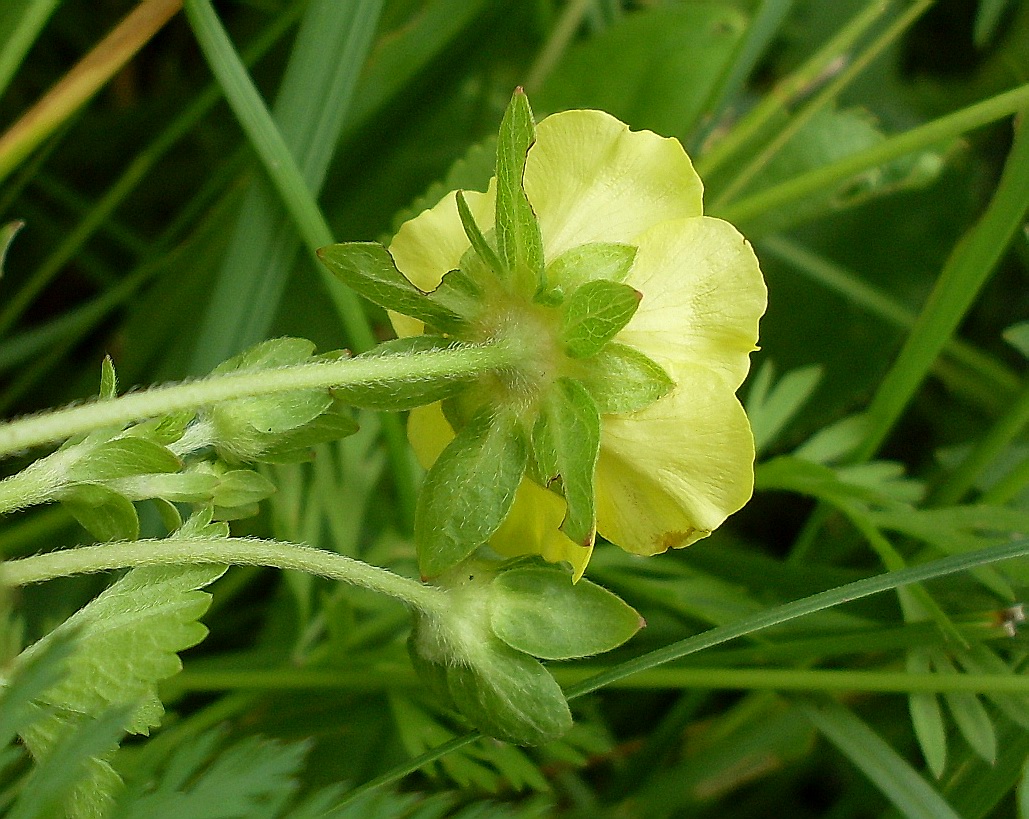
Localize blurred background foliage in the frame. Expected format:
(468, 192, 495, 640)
(0, 0, 1028, 816)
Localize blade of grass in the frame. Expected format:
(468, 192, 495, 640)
(716, 83, 1029, 227)
(799, 698, 962, 819)
(0, 0, 183, 186)
(336, 538, 1029, 805)
(711, 0, 933, 209)
(852, 111, 1029, 461)
(183, 0, 418, 526)
(0, 0, 62, 102)
(0, 7, 300, 339)
(523, 0, 591, 93)
(696, 0, 893, 177)
(187, 0, 384, 374)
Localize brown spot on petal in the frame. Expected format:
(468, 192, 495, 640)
(655, 528, 709, 552)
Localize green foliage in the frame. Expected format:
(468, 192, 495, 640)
(2, 0, 1029, 815)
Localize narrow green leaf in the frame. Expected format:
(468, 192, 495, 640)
(0, 630, 74, 747)
(456, 190, 504, 276)
(0, 2, 60, 100)
(494, 88, 544, 292)
(489, 566, 643, 659)
(574, 342, 674, 414)
(745, 362, 823, 455)
(1003, 320, 1029, 359)
(415, 409, 528, 577)
(546, 242, 637, 291)
(932, 650, 997, 765)
(546, 378, 601, 547)
(65, 438, 182, 483)
(99, 356, 117, 400)
(317, 242, 465, 332)
(560, 280, 641, 359)
(0, 220, 23, 280)
(58, 483, 140, 542)
(800, 699, 962, 819)
(908, 648, 948, 779)
(107, 471, 220, 503)
(258, 407, 359, 463)
(332, 336, 475, 411)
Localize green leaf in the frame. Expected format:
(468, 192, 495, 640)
(800, 700, 962, 819)
(489, 566, 643, 660)
(1003, 320, 1029, 359)
(0, 629, 74, 748)
(574, 342, 674, 414)
(0, 220, 23, 277)
(446, 639, 571, 746)
(494, 88, 544, 293)
(745, 361, 823, 456)
(258, 407, 359, 463)
(560, 280, 641, 359)
(332, 336, 475, 411)
(932, 650, 997, 766)
(456, 189, 504, 277)
(13, 704, 130, 819)
(106, 471, 220, 503)
(211, 469, 277, 510)
(58, 483, 140, 541)
(543, 378, 601, 547)
(65, 437, 182, 483)
(16, 564, 226, 736)
(546, 242, 637, 291)
(415, 408, 528, 577)
(908, 648, 947, 779)
(99, 356, 117, 400)
(317, 242, 465, 332)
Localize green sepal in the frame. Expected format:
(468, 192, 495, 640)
(528, 412, 559, 486)
(332, 336, 474, 411)
(560, 280, 641, 359)
(445, 639, 572, 746)
(543, 378, 601, 547)
(456, 190, 504, 276)
(64, 438, 181, 483)
(489, 565, 644, 660)
(431, 266, 485, 322)
(407, 613, 572, 746)
(495, 89, 544, 294)
(99, 356, 117, 400)
(317, 242, 466, 332)
(574, 342, 674, 414)
(546, 242, 637, 290)
(57, 483, 139, 541)
(415, 408, 528, 577)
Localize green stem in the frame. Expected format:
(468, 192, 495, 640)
(715, 83, 1029, 226)
(0, 537, 447, 616)
(0, 341, 513, 458)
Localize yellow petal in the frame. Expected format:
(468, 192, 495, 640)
(619, 216, 766, 393)
(407, 402, 454, 470)
(595, 365, 755, 556)
(492, 480, 593, 581)
(387, 186, 495, 338)
(524, 110, 704, 261)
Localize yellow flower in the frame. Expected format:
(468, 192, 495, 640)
(389, 109, 766, 578)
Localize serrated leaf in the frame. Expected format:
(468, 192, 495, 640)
(58, 483, 140, 541)
(495, 89, 544, 293)
(0, 629, 74, 747)
(13, 704, 129, 819)
(489, 566, 643, 659)
(332, 336, 474, 411)
(16, 564, 226, 736)
(546, 242, 637, 291)
(574, 342, 674, 414)
(415, 408, 528, 577)
(560, 280, 641, 359)
(175, 507, 230, 540)
(541, 378, 601, 547)
(317, 242, 465, 332)
(65, 437, 182, 483)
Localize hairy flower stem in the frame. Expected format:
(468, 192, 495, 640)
(0, 537, 449, 615)
(0, 341, 515, 458)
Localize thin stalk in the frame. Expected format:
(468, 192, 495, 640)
(0, 0, 183, 185)
(523, 0, 592, 93)
(0, 536, 447, 615)
(931, 376, 1029, 505)
(0, 341, 514, 458)
(697, 0, 893, 177)
(716, 83, 1029, 226)
(982, 456, 1029, 506)
(712, 0, 932, 209)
